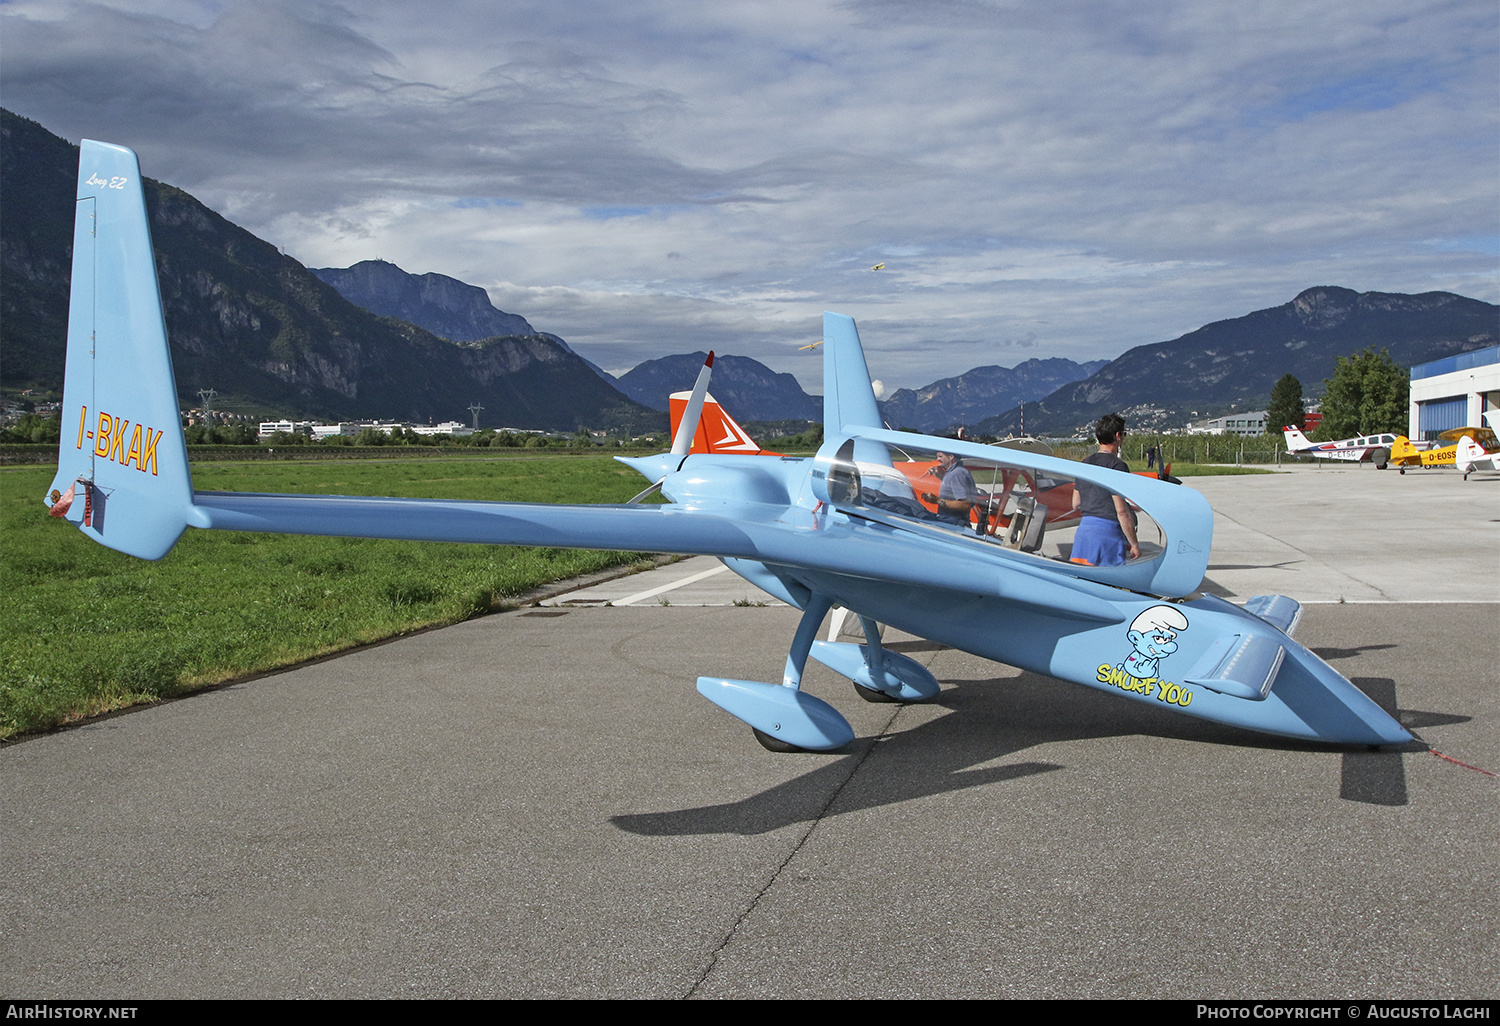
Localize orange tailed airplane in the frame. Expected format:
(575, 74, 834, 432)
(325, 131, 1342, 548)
(669, 399, 1177, 551)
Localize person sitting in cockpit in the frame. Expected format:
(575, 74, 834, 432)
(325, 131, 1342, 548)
(921, 451, 978, 526)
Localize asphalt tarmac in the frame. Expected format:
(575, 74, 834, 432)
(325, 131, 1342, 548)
(2, 463, 1496, 999)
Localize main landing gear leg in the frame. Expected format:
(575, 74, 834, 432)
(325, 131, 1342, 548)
(810, 615, 942, 703)
(696, 593, 855, 752)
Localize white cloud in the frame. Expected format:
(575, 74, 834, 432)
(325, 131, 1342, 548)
(3, 0, 1495, 390)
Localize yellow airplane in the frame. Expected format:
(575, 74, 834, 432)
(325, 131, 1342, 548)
(871, 263, 885, 271)
(1389, 426, 1499, 473)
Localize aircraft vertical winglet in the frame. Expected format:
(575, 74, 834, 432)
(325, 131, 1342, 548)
(47, 140, 199, 560)
(822, 312, 882, 433)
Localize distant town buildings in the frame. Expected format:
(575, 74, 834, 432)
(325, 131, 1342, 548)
(310, 423, 366, 440)
(1186, 411, 1269, 436)
(258, 420, 312, 438)
(257, 420, 476, 439)
(410, 421, 473, 437)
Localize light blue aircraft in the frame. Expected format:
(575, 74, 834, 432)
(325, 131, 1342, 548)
(46, 140, 1411, 752)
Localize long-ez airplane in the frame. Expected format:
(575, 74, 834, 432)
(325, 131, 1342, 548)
(45, 141, 1410, 753)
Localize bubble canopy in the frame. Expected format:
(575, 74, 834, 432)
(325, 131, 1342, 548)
(812, 430, 1211, 599)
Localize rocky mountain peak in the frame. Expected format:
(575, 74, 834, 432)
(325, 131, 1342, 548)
(614, 352, 819, 421)
(311, 259, 535, 341)
(1290, 286, 1360, 329)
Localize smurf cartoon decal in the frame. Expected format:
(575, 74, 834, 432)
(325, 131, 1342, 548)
(1097, 605, 1194, 706)
(1124, 605, 1188, 679)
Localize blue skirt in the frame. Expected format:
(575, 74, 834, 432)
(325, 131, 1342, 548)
(1071, 515, 1128, 566)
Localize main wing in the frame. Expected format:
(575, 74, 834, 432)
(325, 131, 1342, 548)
(186, 486, 1114, 617)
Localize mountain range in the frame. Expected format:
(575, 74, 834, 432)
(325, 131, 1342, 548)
(878, 359, 1109, 433)
(311, 259, 619, 384)
(974, 287, 1498, 437)
(1, 110, 658, 432)
(614, 352, 821, 421)
(294, 271, 1106, 431)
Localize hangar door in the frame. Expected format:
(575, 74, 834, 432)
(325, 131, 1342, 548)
(1417, 396, 1467, 440)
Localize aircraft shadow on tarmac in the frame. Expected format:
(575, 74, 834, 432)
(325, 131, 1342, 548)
(1313, 642, 1400, 660)
(611, 669, 1437, 836)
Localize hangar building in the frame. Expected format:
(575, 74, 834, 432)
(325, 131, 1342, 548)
(1409, 345, 1500, 440)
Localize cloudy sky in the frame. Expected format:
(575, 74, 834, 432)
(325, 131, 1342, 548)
(3, 0, 1496, 392)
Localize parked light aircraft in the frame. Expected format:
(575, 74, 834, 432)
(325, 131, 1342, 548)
(1389, 426, 1498, 474)
(1282, 426, 1396, 468)
(1455, 436, 1500, 480)
(1456, 411, 1500, 479)
(45, 141, 1410, 752)
(669, 395, 1078, 540)
(1390, 436, 1454, 472)
(668, 397, 1177, 544)
(665, 389, 783, 457)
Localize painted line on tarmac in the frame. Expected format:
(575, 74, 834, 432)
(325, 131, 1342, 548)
(612, 563, 730, 605)
(1298, 599, 1499, 604)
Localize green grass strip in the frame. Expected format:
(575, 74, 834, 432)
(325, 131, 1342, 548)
(1, 457, 656, 739)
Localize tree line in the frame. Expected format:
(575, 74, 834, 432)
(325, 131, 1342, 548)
(1265, 347, 1408, 439)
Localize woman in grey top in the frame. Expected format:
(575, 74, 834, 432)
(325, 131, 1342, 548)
(1069, 413, 1140, 566)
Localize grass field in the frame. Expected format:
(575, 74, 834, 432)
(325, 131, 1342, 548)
(0, 456, 658, 740)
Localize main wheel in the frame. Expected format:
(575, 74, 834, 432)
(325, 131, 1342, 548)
(853, 681, 900, 703)
(753, 727, 808, 753)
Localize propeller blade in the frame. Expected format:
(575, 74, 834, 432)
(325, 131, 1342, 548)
(670, 351, 715, 456)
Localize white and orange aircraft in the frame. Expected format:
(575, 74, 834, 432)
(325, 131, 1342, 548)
(1458, 412, 1500, 479)
(670, 399, 1181, 548)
